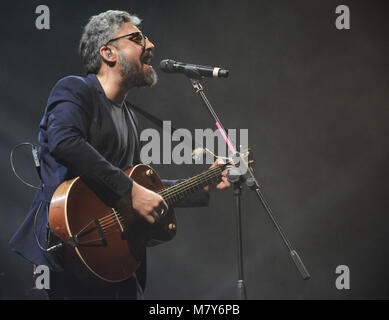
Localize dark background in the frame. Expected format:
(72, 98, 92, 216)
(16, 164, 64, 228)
(0, 0, 388, 299)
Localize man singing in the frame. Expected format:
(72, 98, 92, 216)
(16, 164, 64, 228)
(10, 10, 230, 299)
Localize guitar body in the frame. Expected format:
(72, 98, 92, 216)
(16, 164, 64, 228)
(49, 164, 177, 285)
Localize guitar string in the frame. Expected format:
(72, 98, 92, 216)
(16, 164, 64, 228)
(158, 167, 222, 201)
(101, 168, 221, 225)
(160, 169, 222, 203)
(100, 215, 124, 227)
(101, 223, 125, 234)
(97, 207, 129, 229)
(100, 222, 120, 232)
(92, 168, 223, 236)
(76, 215, 117, 236)
(98, 209, 126, 226)
(99, 218, 121, 230)
(101, 220, 125, 232)
(111, 208, 123, 232)
(100, 216, 125, 230)
(76, 217, 123, 240)
(98, 212, 123, 226)
(100, 169, 220, 236)
(97, 215, 124, 230)
(98, 213, 119, 224)
(158, 167, 221, 198)
(158, 166, 221, 197)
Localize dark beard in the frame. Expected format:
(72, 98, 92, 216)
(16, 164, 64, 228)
(118, 51, 158, 87)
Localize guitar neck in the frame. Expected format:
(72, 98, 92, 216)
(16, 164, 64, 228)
(158, 166, 223, 206)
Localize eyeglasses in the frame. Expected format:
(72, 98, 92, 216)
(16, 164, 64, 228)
(104, 31, 148, 48)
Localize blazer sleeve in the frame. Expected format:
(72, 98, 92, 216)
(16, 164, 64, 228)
(45, 76, 133, 208)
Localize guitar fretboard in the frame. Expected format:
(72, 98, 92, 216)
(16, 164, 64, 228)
(158, 166, 223, 206)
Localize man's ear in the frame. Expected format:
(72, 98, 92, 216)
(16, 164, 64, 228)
(100, 46, 116, 64)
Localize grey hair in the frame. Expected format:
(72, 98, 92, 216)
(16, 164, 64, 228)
(79, 10, 141, 74)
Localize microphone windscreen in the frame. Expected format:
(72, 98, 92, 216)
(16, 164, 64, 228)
(159, 59, 176, 72)
(219, 69, 229, 78)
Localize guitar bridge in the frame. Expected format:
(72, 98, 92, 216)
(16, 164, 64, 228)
(67, 219, 107, 248)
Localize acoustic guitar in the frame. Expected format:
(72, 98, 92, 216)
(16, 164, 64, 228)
(49, 163, 225, 285)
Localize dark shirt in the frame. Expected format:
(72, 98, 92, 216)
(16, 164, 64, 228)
(107, 99, 135, 168)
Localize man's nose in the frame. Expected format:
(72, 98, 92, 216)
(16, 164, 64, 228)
(145, 37, 155, 50)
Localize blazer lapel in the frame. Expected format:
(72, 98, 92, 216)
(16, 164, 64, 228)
(87, 73, 112, 113)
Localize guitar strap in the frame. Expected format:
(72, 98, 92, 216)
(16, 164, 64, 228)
(125, 101, 178, 132)
(126, 101, 196, 150)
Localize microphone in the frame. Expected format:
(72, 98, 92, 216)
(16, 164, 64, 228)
(159, 59, 229, 79)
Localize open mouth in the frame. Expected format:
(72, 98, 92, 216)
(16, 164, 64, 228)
(142, 56, 152, 66)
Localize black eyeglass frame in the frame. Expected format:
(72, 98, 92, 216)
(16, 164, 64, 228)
(104, 31, 147, 48)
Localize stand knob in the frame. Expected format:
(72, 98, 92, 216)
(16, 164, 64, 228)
(168, 223, 176, 231)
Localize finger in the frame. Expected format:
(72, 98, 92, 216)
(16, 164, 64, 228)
(151, 207, 161, 219)
(218, 182, 230, 190)
(210, 158, 223, 169)
(154, 193, 169, 212)
(147, 204, 160, 221)
(153, 210, 161, 222)
(217, 158, 225, 165)
(156, 205, 165, 217)
(213, 159, 223, 167)
(161, 198, 169, 212)
(145, 214, 155, 224)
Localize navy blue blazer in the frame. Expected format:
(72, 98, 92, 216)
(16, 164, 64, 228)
(9, 74, 209, 275)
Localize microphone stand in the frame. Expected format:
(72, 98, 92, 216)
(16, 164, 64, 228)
(186, 72, 311, 300)
(227, 167, 247, 300)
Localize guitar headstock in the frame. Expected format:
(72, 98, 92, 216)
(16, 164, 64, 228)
(192, 146, 255, 172)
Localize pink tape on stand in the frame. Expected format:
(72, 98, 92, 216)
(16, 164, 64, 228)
(216, 121, 236, 155)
